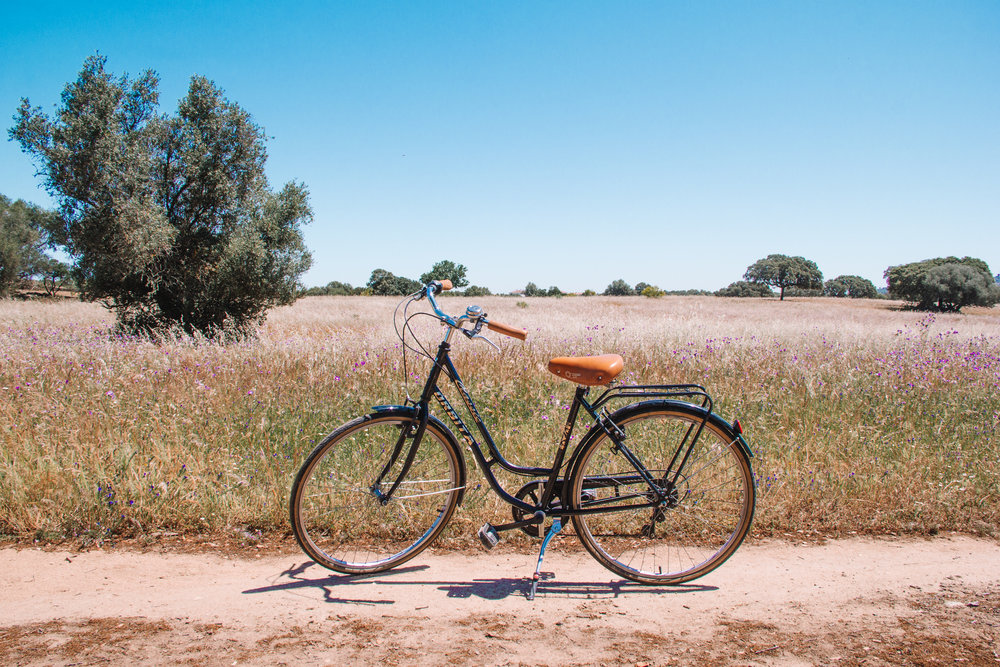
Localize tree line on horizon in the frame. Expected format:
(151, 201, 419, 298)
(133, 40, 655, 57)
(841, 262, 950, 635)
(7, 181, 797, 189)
(4, 57, 999, 342)
(299, 252, 999, 313)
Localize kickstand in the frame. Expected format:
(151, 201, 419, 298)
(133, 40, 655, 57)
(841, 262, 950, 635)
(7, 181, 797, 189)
(527, 518, 562, 601)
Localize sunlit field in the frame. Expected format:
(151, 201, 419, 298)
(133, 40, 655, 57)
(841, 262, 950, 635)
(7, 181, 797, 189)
(2, 295, 998, 545)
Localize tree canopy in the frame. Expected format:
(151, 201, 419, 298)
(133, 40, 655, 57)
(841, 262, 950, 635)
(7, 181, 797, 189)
(885, 257, 999, 312)
(743, 254, 822, 300)
(523, 282, 545, 297)
(715, 280, 774, 298)
(0, 195, 41, 297)
(366, 268, 421, 296)
(603, 279, 633, 296)
(419, 260, 468, 289)
(0, 194, 69, 297)
(9, 56, 312, 337)
(824, 275, 878, 299)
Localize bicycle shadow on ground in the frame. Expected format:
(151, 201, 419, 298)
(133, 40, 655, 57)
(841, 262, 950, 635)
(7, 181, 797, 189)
(242, 561, 716, 605)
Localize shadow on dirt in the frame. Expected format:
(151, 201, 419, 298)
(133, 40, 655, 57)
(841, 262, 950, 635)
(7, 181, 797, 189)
(243, 561, 716, 604)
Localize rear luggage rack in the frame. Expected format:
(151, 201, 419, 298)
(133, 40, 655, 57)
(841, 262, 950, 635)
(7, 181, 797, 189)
(591, 383, 713, 413)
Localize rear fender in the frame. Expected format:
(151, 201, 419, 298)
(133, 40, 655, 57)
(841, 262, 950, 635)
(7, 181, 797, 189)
(568, 399, 753, 475)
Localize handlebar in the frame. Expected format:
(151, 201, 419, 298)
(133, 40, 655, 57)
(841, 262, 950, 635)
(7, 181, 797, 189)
(487, 320, 527, 340)
(419, 279, 527, 343)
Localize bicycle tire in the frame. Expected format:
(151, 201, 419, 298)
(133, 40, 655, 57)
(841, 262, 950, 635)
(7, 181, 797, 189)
(290, 412, 465, 574)
(567, 401, 755, 584)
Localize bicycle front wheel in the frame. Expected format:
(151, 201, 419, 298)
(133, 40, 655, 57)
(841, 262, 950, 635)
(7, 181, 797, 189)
(290, 413, 464, 574)
(568, 403, 755, 584)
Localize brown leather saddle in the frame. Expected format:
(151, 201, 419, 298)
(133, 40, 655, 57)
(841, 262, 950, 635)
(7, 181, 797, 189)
(547, 354, 624, 386)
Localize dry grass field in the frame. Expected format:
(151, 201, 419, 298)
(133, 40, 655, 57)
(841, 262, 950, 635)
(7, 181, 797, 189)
(2, 295, 998, 546)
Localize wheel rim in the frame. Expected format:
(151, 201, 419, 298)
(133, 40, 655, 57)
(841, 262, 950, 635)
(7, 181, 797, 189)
(294, 417, 462, 572)
(571, 409, 754, 583)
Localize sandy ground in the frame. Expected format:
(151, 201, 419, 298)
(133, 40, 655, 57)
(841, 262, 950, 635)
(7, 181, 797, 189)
(1, 535, 998, 666)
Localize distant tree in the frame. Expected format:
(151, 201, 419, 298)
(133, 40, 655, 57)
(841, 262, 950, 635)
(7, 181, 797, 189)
(633, 282, 650, 295)
(463, 285, 491, 297)
(715, 281, 774, 298)
(784, 286, 824, 298)
(824, 275, 878, 299)
(0, 195, 45, 296)
(419, 260, 468, 289)
(603, 279, 633, 296)
(744, 254, 823, 300)
(664, 289, 714, 296)
(885, 257, 999, 312)
(9, 55, 311, 337)
(581, 289, 597, 296)
(34, 256, 74, 296)
(367, 268, 421, 296)
(302, 280, 359, 296)
(641, 285, 665, 298)
(546, 285, 563, 297)
(524, 282, 545, 297)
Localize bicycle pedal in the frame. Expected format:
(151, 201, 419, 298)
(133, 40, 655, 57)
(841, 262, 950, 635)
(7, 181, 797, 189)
(477, 523, 500, 550)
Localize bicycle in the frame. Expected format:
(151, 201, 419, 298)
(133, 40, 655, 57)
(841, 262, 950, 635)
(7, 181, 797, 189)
(290, 279, 755, 598)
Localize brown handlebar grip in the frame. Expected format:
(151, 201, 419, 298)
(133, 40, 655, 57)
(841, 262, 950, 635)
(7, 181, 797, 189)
(488, 321, 527, 341)
(439, 279, 453, 291)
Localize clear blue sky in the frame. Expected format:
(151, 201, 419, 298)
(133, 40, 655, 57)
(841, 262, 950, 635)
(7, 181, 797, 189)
(3, 1, 998, 292)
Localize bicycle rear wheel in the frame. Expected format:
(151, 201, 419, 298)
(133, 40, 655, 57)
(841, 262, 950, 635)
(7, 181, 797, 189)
(290, 413, 464, 574)
(568, 402, 754, 584)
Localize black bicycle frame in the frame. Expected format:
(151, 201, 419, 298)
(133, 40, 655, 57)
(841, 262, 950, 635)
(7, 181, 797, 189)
(381, 337, 716, 522)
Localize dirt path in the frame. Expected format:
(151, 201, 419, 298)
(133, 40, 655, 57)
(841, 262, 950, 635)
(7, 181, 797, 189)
(2, 536, 998, 665)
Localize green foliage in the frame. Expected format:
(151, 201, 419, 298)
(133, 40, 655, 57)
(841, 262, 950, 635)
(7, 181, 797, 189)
(582, 289, 597, 296)
(546, 285, 563, 297)
(0, 194, 61, 297)
(633, 282, 650, 295)
(0, 196, 38, 297)
(462, 285, 491, 297)
(366, 268, 421, 296)
(302, 281, 361, 296)
(641, 285, 665, 298)
(34, 256, 74, 296)
(885, 257, 999, 312)
(9, 56, 311, 337)
(784, 286, 824, 297)
(744, 254, 823, 300)
(824, 275, 879, 299)
(419, 260, 469, 288)
(524, 282, 545, 297)
(715, 281, 774, 298)
(603, 279, 633, 296)
(664, 289, 714, 296)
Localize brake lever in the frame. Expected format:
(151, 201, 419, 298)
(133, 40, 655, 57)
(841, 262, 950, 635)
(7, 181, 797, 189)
(469, 333, 501, 352)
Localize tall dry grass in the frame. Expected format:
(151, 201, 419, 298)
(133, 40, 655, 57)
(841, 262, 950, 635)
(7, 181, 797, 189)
(2, 295, 998, 543)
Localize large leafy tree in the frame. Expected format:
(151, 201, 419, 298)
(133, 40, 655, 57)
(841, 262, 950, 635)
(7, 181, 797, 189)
(419, 260, 468, 288)
(743, 254, 823, 300)
(9, 56, 312, 337)
(885, 257, 999, 312)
